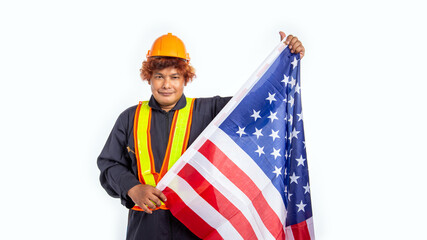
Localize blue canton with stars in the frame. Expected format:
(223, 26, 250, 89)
(219, 47, 312, 226)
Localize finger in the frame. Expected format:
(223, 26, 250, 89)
(294, 45, 304, 55)
(139, 202, 153, 214)
(153, 188, 168, 202)
(159, 191, 167, 202)
(279, 31, 286, 41)
(149, 195, 162, 207)
(285, 35, 293, 45)
(289, 37, 299, 49)
(299, 46, 305, 59)
(290, 41, 302, 53)
(145, 197, 158, 209)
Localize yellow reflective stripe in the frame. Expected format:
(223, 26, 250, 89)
(167, 98, 193, 170)
(136, 102, 156, 187)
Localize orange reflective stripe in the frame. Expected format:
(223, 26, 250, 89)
(132, 204, 169, 211)
(132, 98, 195, 212)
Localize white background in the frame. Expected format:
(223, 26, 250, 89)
(1, 0, 426, 239)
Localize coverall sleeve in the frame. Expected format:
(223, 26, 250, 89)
(97, 110, 140, 208)
(212, 95, 232, 116)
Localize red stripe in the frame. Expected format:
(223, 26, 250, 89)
(291, 220, 311, 240)
(163, 187, 221, 239)
(198, 140, 285, 239)
(177, 164, 257, 240)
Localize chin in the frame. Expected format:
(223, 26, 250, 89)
(158, 97, 177, 106)
(158, 97, 174, 104)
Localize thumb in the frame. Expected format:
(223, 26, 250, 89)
(279, 31, 286, 41)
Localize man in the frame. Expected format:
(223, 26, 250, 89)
(98, 31, 305, 240)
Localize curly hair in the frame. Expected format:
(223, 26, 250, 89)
(140, 57, 196, 83)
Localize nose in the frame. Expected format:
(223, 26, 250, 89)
(162, 78, 171, 89)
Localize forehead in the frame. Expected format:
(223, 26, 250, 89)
(153, 66, 180, 75)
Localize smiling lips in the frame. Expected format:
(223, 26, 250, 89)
(159, 91, 175, 96)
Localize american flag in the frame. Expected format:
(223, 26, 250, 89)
(157, 42, 315, 240)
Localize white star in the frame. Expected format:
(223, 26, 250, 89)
(281, 74, 289, 86)
(297, 111, 303, 122)
(289, 77, 296, 89)
(289, 172, 300, 184)
(269, 129, 280, 141)
(271, 148, 281, 160)
(296, 200, 307, 212)
(291, 128, 300, 139)
(303, 183, 310, 194)
(291, 57, 299, 69)
(295, 83, 301, 94)
(267, 111, 278, 123)
(284, 168, 288, 176)
(266, 92, 277, 104)
(295, 155, 306, 166)
(253, 128, 263, 139)
(236, 127, 247, 137)
(255, 145, 265, 157)
(287, 114, 293, 125)
(250, 110, 261, 121)
(303, 141, 306, 149)
(288, 95, 294, 107)
(272, 166, 282, 177)
(288, 193, 293, 201)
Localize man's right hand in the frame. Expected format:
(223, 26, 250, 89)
(127, 184, 167, 214)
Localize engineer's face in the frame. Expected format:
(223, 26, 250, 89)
(149, 66, 186, 112)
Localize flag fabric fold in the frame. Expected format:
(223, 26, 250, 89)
(157, 42, 315, 240)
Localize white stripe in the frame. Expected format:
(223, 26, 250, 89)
(168, 175, 243, 240)
(306, 217, 315, 240)
(285, 226, 295, 240)
(210, 128, 287, 225)
(189, 152, 274, 240)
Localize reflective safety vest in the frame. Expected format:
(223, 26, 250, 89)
(132, 98, 195, 211)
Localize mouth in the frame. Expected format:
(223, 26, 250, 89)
(158, 92, 174, 96)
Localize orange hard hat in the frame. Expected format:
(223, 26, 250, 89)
(146, 33, 190, 61)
